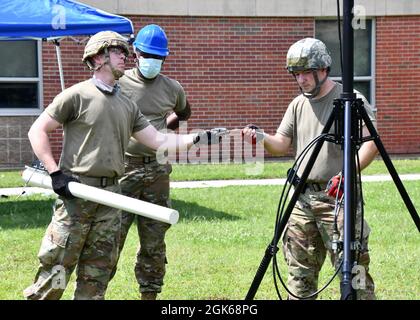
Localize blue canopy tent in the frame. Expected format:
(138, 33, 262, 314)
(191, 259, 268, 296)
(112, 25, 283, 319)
(0, 0, 134, 90)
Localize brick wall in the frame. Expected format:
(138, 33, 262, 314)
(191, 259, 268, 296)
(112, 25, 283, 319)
(376, 16, 420, 154)
(17, 15, 420, 168)
(41, 16, 313, 163)
(0, 117, 37, 169)
(139, 16, 312, 132)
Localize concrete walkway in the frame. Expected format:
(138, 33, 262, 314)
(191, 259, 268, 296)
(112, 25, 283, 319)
(171, 173, 420, 189)
(1, 173, 420, 197)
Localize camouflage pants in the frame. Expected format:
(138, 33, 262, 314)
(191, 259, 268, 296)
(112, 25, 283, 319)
(110, 159, 172, 294)
(23, 184, 121, 300)
(282, 189, 376, 300)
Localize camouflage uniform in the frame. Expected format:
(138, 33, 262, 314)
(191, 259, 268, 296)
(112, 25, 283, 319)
(277, 38, 377, 300)
(24, 31, 150, 300)
(24, 184, 121, 300)
(109, 25, 190, 297)
(110, 64, 189, 296)
(282, 188, 375, 300)
(114, 157, 172, 293)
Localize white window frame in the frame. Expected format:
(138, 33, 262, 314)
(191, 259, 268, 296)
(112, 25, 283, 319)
(316, 18, 376, 110)
(0, 40, 44, 116)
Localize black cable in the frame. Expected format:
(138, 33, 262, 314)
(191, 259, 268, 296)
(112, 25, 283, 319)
(274, 251, 343, 300)
(273, 134, 328, 239)
(271, 133, 344, 300)
(275, 133, 329, 233)
(271, 135, 328, 299)
(272, 254, 284, 300)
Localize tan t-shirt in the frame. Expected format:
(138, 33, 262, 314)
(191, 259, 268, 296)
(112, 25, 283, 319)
(46, 79, 150, 177)
(277, 82, 376, 182)
(120, 68, 187, 157)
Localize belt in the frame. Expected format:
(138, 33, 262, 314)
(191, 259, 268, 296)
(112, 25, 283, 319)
(286, 169, 327, 193)
(76, 175, 120, 188)
(305, 182, 327, 193)
(127, 156, 157, 165)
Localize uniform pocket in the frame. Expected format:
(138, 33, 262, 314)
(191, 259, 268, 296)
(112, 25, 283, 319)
(37, 220, 70, 266)
(282, 226, 292, 265)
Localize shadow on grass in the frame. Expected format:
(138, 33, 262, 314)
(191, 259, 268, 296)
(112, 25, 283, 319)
(171, 199, 241, 222)
(0, 196, 241, 230)
(0, 197, 55, 229)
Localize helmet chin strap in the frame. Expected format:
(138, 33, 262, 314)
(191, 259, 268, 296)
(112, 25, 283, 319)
(296, 70, 328, 99)
(90, 48, 109, 72)
(89, 48, 124, 79)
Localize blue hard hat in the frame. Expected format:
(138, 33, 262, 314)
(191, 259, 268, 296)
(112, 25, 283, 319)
(133, 24, 169, 57)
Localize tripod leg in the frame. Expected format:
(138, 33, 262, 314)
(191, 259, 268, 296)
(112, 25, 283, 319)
(245, 110, 337, 300)
(245, 242, 278, 300)
(358, 106, 420, 232)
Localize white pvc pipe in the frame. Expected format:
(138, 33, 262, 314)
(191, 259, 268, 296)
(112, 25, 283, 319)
(22, 168, 179, 225)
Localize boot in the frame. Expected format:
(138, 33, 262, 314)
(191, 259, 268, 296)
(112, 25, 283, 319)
(141, 292, 157, 300)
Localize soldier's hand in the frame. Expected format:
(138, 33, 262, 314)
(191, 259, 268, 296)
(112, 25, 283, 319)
(242, 124, 265, 145)
(193, 128, 228, 145)
(326, 174, 344, 199)
(50, 170, 79, 199)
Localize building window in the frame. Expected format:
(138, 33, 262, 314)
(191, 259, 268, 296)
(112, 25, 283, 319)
(315, 19, 374, 107)
(0, 40, 43, 115)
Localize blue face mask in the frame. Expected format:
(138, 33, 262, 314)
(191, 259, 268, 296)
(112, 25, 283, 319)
(138, 57, 163, 79)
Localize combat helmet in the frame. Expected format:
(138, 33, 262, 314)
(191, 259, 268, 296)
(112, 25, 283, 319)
(82, 31, 129, 69)
(286, 38, 332, 98)
(286, 38, 332, 73)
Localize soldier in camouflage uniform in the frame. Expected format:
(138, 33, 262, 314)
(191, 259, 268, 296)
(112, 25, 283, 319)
(109, 24, 191, 300)
(243, 38, 378, 299)
(23, 31, 212, 300)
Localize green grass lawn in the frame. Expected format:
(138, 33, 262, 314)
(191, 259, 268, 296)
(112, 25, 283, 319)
(1, 158, 420, 188)
(0, 180, 419, 300)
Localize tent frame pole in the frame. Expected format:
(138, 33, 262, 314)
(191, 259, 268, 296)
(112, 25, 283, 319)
(53, 40, 65, 91)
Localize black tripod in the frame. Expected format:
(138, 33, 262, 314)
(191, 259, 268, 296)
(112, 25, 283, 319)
(245, 0, 420, 300)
